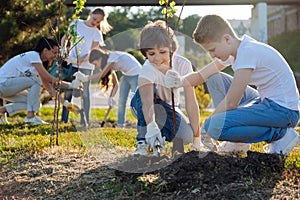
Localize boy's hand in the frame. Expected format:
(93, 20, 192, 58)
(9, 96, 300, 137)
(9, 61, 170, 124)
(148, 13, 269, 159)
(190, 136, 202, 151)
(164, 70, 183, 88)
(74, 71, 89, 82)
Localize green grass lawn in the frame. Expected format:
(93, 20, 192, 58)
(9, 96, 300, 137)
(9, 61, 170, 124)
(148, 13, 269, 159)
(0, 107, 299, 169)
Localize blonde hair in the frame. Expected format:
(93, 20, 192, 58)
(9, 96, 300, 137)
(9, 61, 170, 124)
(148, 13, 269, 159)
(139, 20, 178, 58)
(193, 14, 236, 44)
(91, 8, 112, 34)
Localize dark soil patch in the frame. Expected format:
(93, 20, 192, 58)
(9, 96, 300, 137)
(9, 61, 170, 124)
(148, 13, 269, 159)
(1, 148, 299, 199)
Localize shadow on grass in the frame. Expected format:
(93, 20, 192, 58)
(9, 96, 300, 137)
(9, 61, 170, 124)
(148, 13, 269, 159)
(1, 150, 290, 199)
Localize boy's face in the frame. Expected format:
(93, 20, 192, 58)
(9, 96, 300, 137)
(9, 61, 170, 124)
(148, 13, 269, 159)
(146, 47, 171, 67)
(200, 36, 231, 61)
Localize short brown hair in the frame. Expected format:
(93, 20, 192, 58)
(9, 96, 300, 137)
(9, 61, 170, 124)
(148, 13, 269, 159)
(139, 20, 178, 58)
(193, 14, 236, 45)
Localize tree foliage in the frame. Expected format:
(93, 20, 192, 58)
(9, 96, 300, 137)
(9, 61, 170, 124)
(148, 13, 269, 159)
(0, 0, 69, 65)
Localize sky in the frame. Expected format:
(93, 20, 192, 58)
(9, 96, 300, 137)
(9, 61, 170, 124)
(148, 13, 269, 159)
(175, 5, 254, 20)
(104, 5, 254, 20)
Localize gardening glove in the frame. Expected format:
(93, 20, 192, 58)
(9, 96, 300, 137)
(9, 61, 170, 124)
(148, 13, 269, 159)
(164, 70, 183, 88)
(200, 127, 218, 151)
(146, 121, 166, 149)
(190, 136, 203, 151)
(60, 47, 67, 57)
(63, 101, 80, 114)
(74, 71, 89, 82)
(65, 56, 77, 64)
(68, 79, 81, 89)
(107, 97, 117, 108)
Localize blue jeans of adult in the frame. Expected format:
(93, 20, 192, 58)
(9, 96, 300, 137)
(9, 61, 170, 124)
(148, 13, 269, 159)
(62, 67, 92, 124)
(130, 85, 194, 145)
(117, 74, 138, 127)
(204, 72, 299, 143)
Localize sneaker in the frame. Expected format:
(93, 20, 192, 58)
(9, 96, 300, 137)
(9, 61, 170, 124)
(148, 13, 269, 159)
(132, 140, 149, 156)
(265, 128, 300, 155)
(24, 116, 49, 125)
(217, 141, 250, 153)
(0, 113, 8, 123)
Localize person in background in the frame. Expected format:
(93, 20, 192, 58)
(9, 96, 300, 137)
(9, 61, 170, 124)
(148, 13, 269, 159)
(61, 8, 112, 125)
(129, 20, 202, 156)
(75, 47, 141, 128)
(164, 14, 300, 155)
(0, 37, 79, 124)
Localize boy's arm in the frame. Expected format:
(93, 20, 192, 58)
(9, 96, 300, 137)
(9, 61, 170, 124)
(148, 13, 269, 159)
(213, 68, 253, 115)
(183, 60, 226, 87)
(184, 86, 200, 137)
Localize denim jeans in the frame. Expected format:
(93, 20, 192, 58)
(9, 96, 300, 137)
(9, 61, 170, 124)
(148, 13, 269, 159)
(130, 86, 193, 145)
(61, 67, 92, 124)
(117, 74, 138, 126)
(204, 72, 299, 143)
(0, 76, 42, 116)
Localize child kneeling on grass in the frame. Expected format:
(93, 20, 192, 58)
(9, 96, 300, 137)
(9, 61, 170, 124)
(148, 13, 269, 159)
(164, 14, 300, 155)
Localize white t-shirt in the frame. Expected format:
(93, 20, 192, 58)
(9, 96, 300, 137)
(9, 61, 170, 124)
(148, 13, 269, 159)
(225, 35, 299, 111)
(69, 19, 103, 70)
(108, 52, 142, 76)
(0, 51, 41, 83)
(139, 54, 193, 105)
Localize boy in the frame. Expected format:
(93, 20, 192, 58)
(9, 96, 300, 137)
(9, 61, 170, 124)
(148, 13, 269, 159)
(165, 14, 300, 155)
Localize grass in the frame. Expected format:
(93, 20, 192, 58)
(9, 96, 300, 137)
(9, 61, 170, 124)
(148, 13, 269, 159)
(0, 107, 300, 170)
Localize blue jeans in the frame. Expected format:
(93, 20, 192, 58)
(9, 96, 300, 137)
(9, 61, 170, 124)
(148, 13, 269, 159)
(117, 74, 138, 126)
(204, 72, 299, 143)
(130, 86, 193, 145)
(62, 67, 92, 124)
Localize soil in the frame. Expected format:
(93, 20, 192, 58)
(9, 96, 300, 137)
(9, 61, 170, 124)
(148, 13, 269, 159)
(1, 143, 299, 200)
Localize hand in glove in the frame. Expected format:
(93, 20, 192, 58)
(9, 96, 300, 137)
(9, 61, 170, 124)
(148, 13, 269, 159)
(65, 56, 77, 64)
(63, 101, 80, 114)
(190, 136, 203, 151)
(164, 70, 183, 88)
(146, 121, 166, 149)
(107, 97, 117, 107)
(74, 71, 89, 82)
(60, 47, 67, 57)
(68, 79, 81, 89)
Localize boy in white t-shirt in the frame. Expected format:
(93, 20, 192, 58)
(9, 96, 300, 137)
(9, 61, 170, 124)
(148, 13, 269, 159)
(129, 20, 202, 155)
(164, 14, 300, 155)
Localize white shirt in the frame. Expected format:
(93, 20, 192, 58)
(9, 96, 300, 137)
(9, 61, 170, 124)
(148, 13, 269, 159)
(227, 35, 299, 111)
(108, 52, 142, 76)
(139, 54, 193, 105)
(69, 19, 103, 70)
(0, 51, 41, 83)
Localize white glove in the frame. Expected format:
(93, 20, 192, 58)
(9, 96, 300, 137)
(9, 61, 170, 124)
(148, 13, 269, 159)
(68, 79, 81, 89)
(164, 70, 183, 88)
(74, 71, 89, 82)
(146, 121, 166, 149)
(190, 136, 202, 151)
(60, 47, 67, 57)
(107, 97, 117, 107)
(63, 101, 80, 113)
(65, 56, 77, 64)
